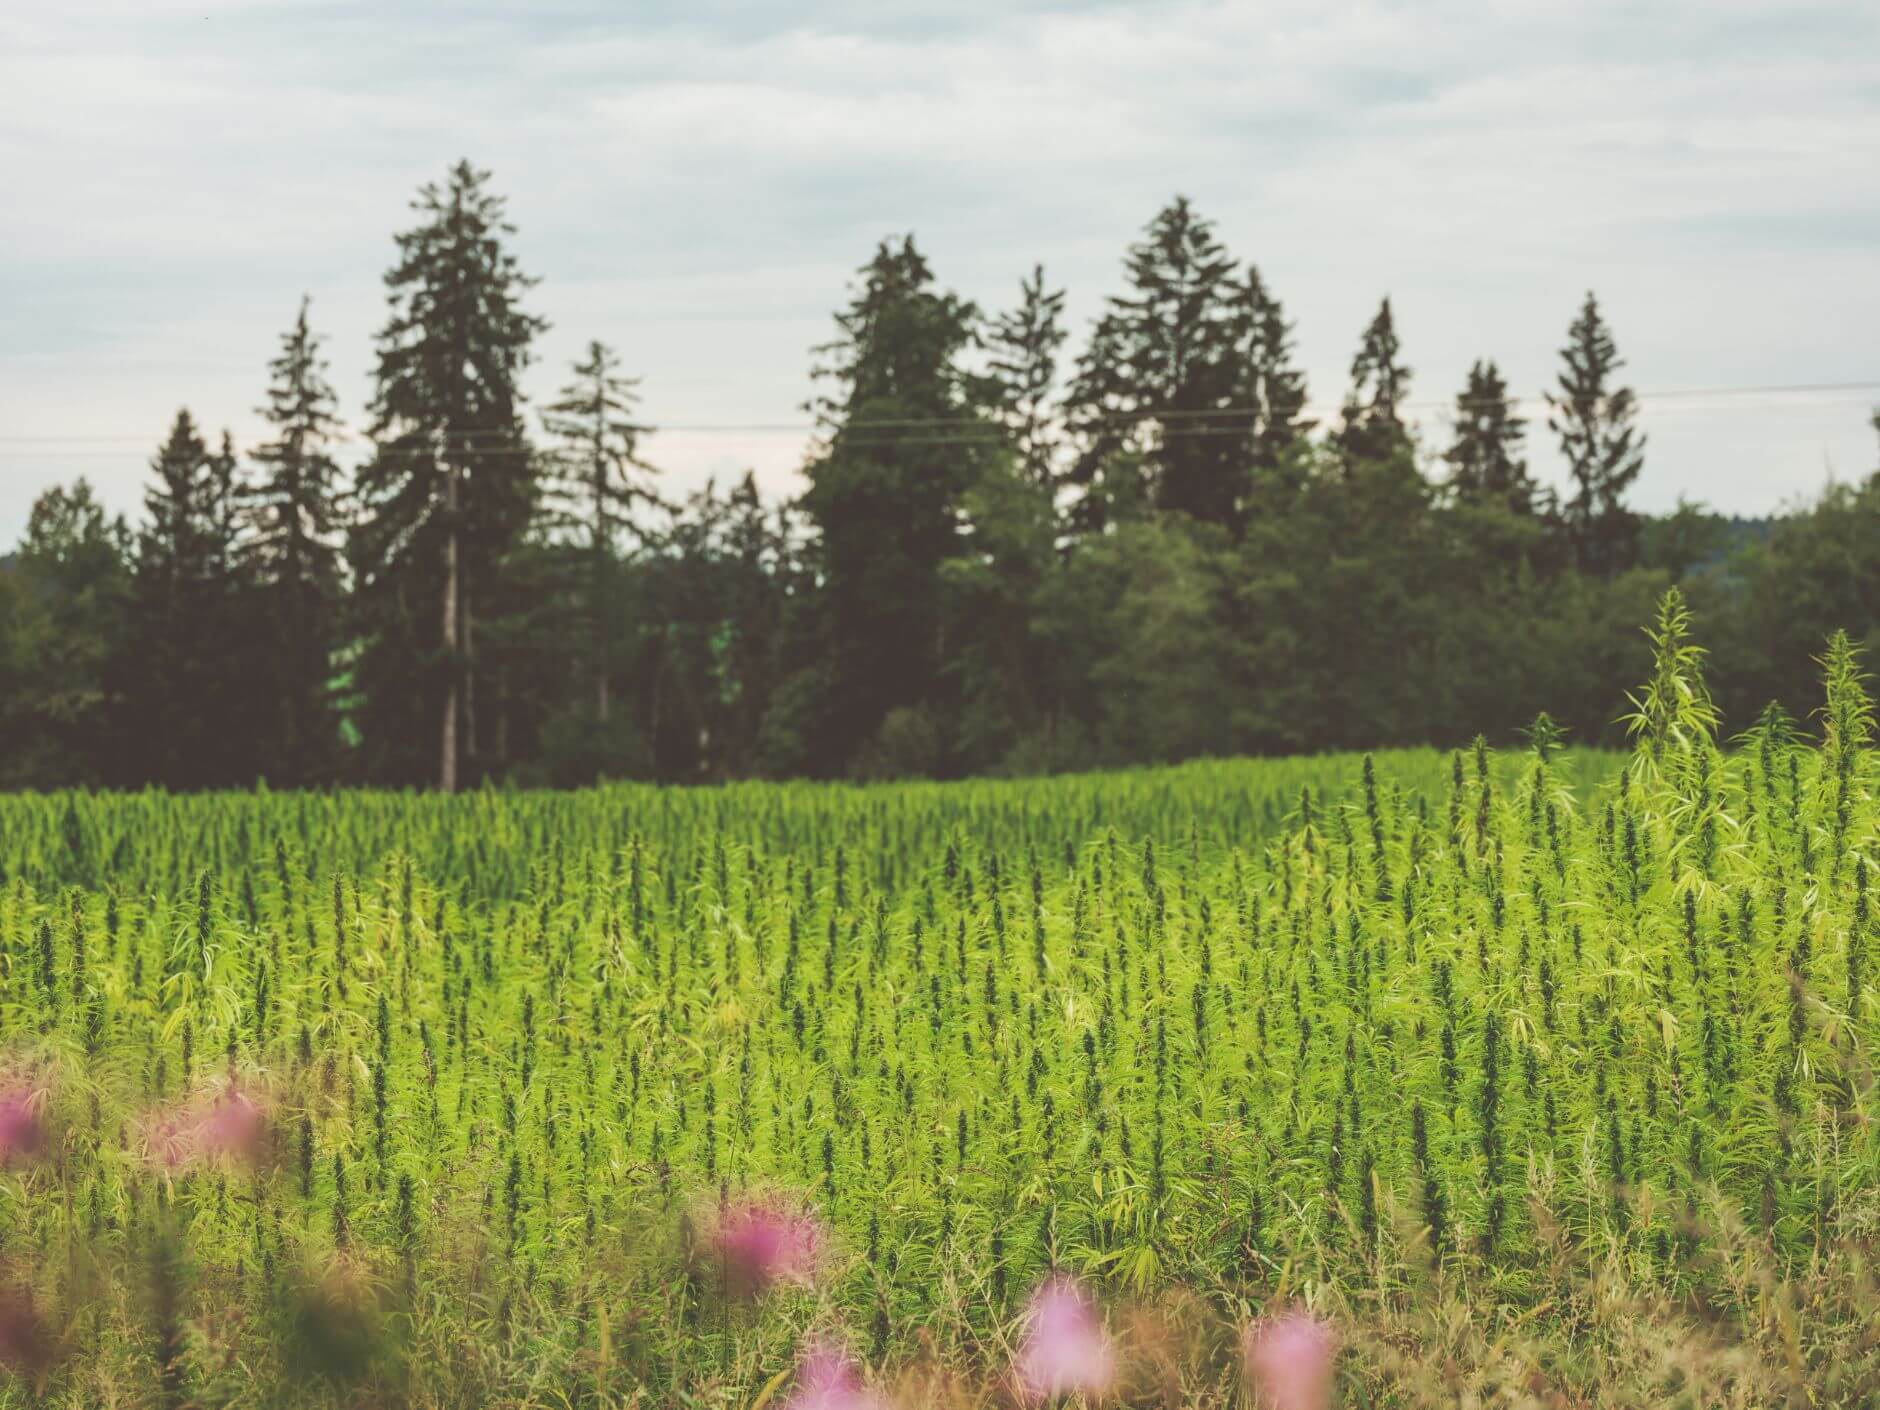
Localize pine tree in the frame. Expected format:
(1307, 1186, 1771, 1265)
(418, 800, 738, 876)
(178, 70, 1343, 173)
(117, 412, 256, 787)
(985, 264, 1067, 494)
(141, 411, 214, 594)
(1229, 264, 1311, 486)
(119, 413, 212, 788)
(1064, 198, 1245, 531)
(1059, 318, 1150, 536)
(246, 297, 345, 783)
(1547, 292, 1644, 576)
(787, 235, 989, 776)
(539, 340, 662, 723)
(349, 160, 545, 789)
(206, 433, 244, 578)
(1338, 297, 1412, 466)
(1444, 360, 1536, 513)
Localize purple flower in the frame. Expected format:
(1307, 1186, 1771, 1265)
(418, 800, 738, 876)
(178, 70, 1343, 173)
(198, 1084, 266, 1163)
(0, 1088, 43, 1168)
(1243, 1308, 1338, 1410)
(140, 1079, 268, 1170)
(712, 1199, 824, 1297)
(1015, 1276, 1115, 1403)
(783, 1340, 887, 1410)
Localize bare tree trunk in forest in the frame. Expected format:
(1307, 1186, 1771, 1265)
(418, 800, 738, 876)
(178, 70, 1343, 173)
(594, 426, 611, 722)
(463, 572, 477, 769)
(440, 460, 460, 794)
(648, 635, 667, 769)
(496, 665, 510, 766)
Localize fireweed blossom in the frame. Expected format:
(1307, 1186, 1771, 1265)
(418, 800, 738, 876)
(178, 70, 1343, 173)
(198, 1084, 266, 1162)
(783, 1341, 887, 1410)
(141, 1079, 268, 1170)
(1243, 1308, 1338, 1410)
(1015, 1276, 1116, 1403)
(0, 1086, 44, 1167)
(711, 1199, 824, 1297)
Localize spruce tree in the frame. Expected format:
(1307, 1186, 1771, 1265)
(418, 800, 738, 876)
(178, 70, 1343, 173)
(1338, 297, 1412, 466)
(539, 340, 662, 723)
(1064, 197, 1245, 531)
(787, 235, 990, 776)
(117, 412, 256, 787)
(121, 413, 213, 789)
(1547, 292, 1645, 575)
(1230, 264, 1311, 487)
(985, 264, 1067, 493)
(245, 297, 344, 783)
(1444, 359, 1536, 513)
(1059, 318, 1150, 536)
(349, 160, 545, 789)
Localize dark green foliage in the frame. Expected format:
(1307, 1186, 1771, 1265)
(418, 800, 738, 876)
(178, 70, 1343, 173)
(536, 338, 663, 730)
(0, 479, 131, 788)
(244, 297, 346, 784)
(113, 410, 261, 788)
(1548, 291, 1645, 576)
(985, 263, 1068, 492)
(1337, 297, 1412, 466)
(1062, 197, 1252, 533)
(7, 188, 1880, 792)
(347, 159, 546, 790)
(789, 235, 991, 776)
(1443, 359, 1537, 516)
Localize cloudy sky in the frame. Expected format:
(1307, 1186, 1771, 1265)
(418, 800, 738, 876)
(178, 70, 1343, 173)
(3, 0, 1877, 543)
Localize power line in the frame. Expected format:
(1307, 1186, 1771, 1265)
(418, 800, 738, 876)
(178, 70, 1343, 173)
(0, 378, 1875, 453)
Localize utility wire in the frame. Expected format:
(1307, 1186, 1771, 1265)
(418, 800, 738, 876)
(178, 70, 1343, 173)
(1, 379, 1875, 454)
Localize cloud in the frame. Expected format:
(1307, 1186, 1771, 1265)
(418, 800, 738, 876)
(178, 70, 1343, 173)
(2, 0, 1877, 541)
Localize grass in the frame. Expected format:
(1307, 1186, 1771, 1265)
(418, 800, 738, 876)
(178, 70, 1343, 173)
(0, 590, 1873, 1407)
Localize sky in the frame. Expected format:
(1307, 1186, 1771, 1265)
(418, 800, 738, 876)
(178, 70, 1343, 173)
(3, 0, 1878, 545)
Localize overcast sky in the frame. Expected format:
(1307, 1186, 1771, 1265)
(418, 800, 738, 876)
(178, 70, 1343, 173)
(3, 0, 1877, 544)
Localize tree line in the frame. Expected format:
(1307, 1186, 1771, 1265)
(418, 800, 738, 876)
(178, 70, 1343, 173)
(3, 160, 1876, 791)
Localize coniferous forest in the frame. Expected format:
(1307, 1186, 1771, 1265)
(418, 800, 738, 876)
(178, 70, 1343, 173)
(3, 159, 1877, 793)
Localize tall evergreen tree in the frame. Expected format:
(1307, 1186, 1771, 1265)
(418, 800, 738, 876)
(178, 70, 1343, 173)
(783, 235, 990, 776)
(349, 160, 545, 789)
(1444, 359, 1536, 513)
(1064, 198, 1245, 531)
(141, 411, 215, 594)
(538, 340, 661, 723)
(1338, 297, 1412, 467)
(115, 411, 255, 787)
(1059, 318, 1151, 537)
(1547, 292, 1645, 576)
(245, 297, 345, 783)
(985, 264, 1067, 493)
(1230, 264, 1311, 487)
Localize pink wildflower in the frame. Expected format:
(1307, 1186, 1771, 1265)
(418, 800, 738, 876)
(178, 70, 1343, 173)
(783, 1340, 887, 1410)
(1243, 1309, 1338, 1410)
(1015, 1276, 1116, 1403)
(0, 1088, 43, 1168)
(712, 1199, 824, 1297)
(141, 1080, 269, 1170)
(198, 1085, 266, 1162)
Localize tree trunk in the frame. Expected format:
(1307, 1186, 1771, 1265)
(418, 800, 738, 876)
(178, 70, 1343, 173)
(496, 665, 510, 766)
(463, 576, 478, 769)
(440, 464, 460, 794)
(594, 446, 611, 723)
